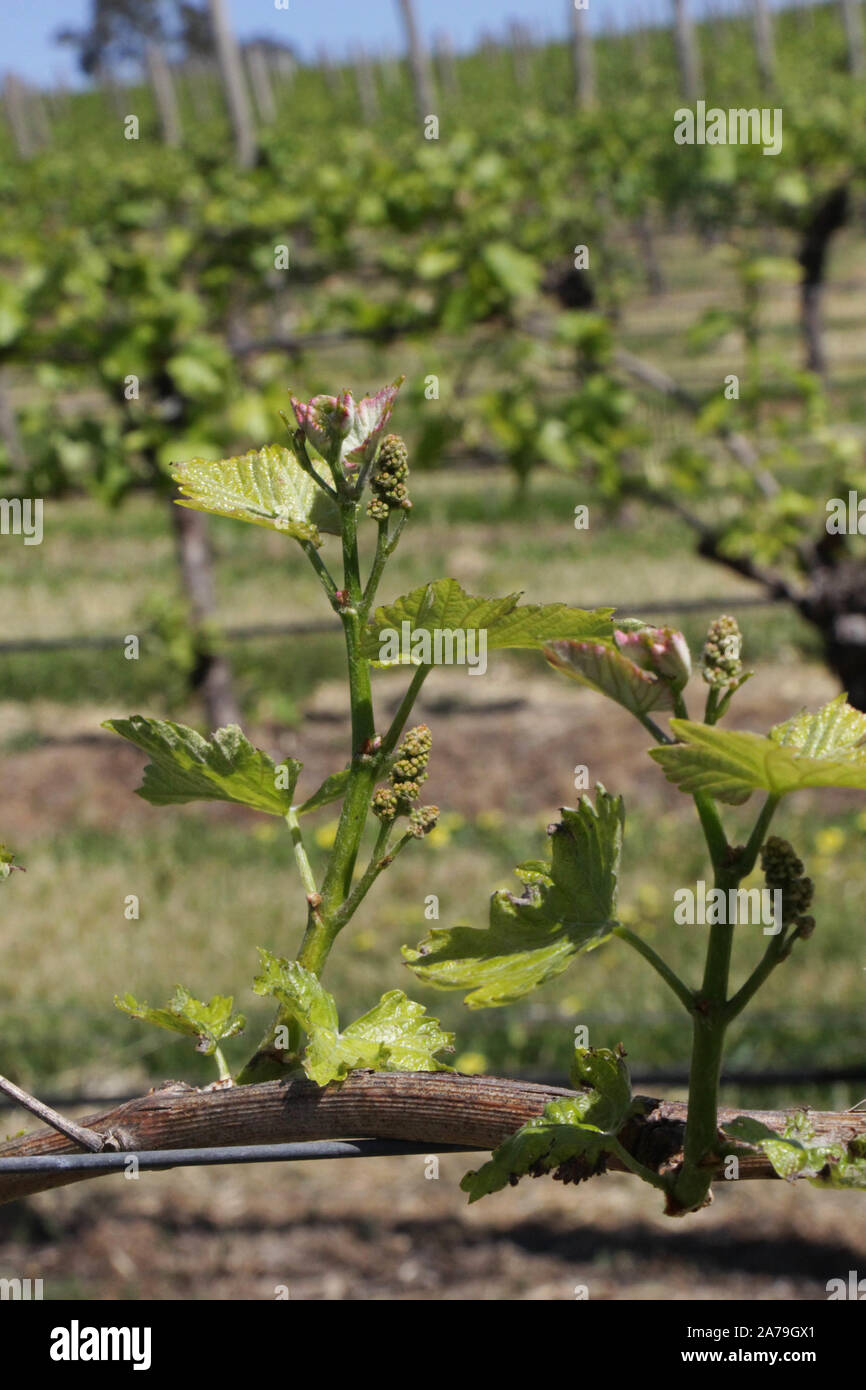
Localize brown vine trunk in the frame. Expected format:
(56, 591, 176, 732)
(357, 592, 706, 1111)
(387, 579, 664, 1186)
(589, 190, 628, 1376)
(171, 503, 242, 730)
(1, 1072, 864, 1207)
(797, 184, 848, 377)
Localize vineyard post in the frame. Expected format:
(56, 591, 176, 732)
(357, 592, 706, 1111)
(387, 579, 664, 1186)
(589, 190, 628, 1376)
(207, 0, 256, 169)
(570, 1, 596, 111)
(183, 59, 217, 122)
(840, 0, 866, 77)
(397, 0, 436, 123)
(509, 22, 531, 93)
(355, 50, 380, 124)
(171, 505, 243, 732)
(433, 33, 458, 102)
(246, 45, 277, 126)
(3, 75, 36, 160)
(274, 52, 295, 90)
(145, 43, 182, 148)
(672, 0, 703, 101)
(751, 0, 776, 89)
(317, 47, 342, 99)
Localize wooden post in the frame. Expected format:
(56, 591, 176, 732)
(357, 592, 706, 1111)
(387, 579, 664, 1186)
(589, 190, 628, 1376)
(355, 49, 379, 123)
(840, 0, 866, 77)
(246, 45, 277, 124)
(184, 59, 216, 122)
(146, 43, 182, 147)
(751, 0, 776, 89)
(207, 0, 256, 168)
(509, 21, 531, 91)
(3, 75, 36, 159)
(396, 0, 436, 120)
(672, 0, 702, 101)
(569, 2, 596, 110)
(171, 504, 243, 731)
(274, 51, 295, 89)
(434, 32, 458, 101)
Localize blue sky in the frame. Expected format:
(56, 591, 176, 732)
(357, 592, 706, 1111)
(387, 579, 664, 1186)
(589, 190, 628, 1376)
(0, 0, 795, 87)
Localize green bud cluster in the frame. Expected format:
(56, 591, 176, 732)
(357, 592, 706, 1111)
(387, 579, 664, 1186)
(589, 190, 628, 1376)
(761, 835, 815, 935)
(367, 434, 411, 519)
(371, 786, 399, 822)
(370, 725, 432, 822)
(701, 615, 743, 688)
(408, 805, 440, 838)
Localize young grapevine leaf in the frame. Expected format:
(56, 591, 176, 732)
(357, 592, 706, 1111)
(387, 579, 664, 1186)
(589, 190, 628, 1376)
(104, 717, 301, 814)
(115, 986, 245, 1056)
(650, 696, 866, 804)
(461, 1048, 636, 1202)
(569, 1044, 633, 1132)
(172, 445, 341, 544)
(295, 768, 352, 816)
(290, 378, 403, 471)
(362, 577, 613, 665)
(403, 789, 623, 1007)
(723, 1115, 866, 1190)
(546, 638, 675, 714)
(0, 845, 21, 882)
(253, 952, 454, 1085)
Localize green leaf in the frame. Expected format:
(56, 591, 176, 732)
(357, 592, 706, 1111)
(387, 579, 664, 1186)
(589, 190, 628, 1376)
(115, 986, 245, 1056)
(461, 1097, 607, 1202)
(362, 578, 612, 666)
(171, 444, 341, 544)
(461, 1048, 635, 1202)
(0, 845, 20, 882)
(104, 717, 301, 815)
(569, 1045, 633, 1132)
(253, 952, 454, 1085)
(546, 638, 674, 715)
(722, 1114, 866, 1189)
(404, 788, 623, 1007)
(649, 696, 866, 804)
(480, 241, 540, 299)
(296, 768, 351, 816)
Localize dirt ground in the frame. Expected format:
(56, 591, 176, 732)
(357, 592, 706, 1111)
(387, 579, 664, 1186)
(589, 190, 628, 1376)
(0, 657, 845, 840)
(2, 658, 864, 1302)
(2, 1151, 863, 1301)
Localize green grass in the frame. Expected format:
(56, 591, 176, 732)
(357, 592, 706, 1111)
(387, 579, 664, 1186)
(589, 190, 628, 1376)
(3, 796, 864, 1116)
(0, 472, 822, 722)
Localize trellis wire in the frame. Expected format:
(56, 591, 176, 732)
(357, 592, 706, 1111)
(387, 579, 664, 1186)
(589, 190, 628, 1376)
(0, 1139, 482, 1175)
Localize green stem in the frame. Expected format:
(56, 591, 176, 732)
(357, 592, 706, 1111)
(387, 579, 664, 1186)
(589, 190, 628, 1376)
(671, 789, 782, 1209)
(286, 809, 317, 897)
(214, 1046, 231, 1083)
(300, 540, 339, 604)
(614, 926, 695, 1013)
(360, 518, 390, 619)
(282, 417, 339, 498)
(310, 499, 379, 947)
(672, 689, 689, 720)
(736, 794, 780, 880)
(332, 824, 414, 931)
(381, 664, 432, 756)
(693, 793, 728, 876)
(607, 1136, 670, 1193)
(637, 712, 674, 745)
(671, 856, 737, 1212)
(724, 930, 789, 1023)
